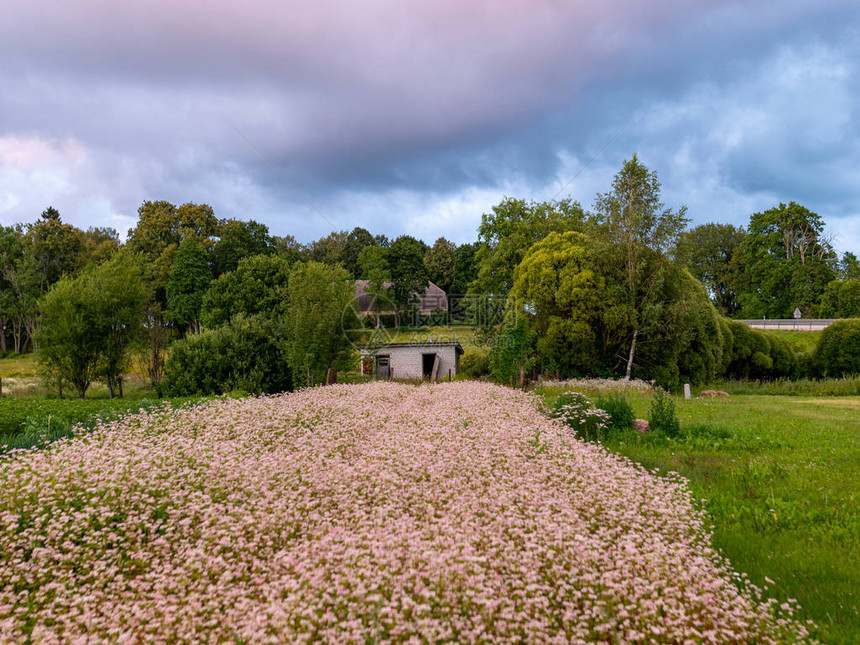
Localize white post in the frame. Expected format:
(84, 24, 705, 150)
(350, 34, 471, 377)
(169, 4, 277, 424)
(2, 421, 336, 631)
(683, 383, 691, 400)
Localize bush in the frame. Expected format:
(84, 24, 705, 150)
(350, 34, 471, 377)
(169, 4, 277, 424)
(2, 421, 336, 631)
(594, 393, 635, 431)
(814, 318, 860, 377)
(550, 392, 610, 440)
(649, 389, 680, 437)
(459, 351, 490, 379)
(164, 314, 292, 396)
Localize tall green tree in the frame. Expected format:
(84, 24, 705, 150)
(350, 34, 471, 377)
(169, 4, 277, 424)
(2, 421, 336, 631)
(388, 235, 429, 324)
(675, 223, 745, 316)
(125, 200, 220, 306)
(284, 262, 358, 386)
(165, 238, 211, 335)
(25, 207, 86, 290)
(473, 197, 586, 294)
(0, 225, 25, 353)
(36, 254, 146, 398)
(424, 237, 457, 293)
(737, 202, 836, 317)
(357, 245, 394, 315)
(210, 219, 273, 277)
(342, 227, 377, 278)
(509, 232, 610, 375)
(450, 242, 479, 295)
(307, 230, 348, 267)
(201, 254, 292, 328)
(593, 154, 690, 378)
(93, 253, 147, 398)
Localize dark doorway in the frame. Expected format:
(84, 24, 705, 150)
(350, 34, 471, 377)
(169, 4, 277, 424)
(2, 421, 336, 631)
(376, 355, 390, 379)
(422, 353, 436, 379)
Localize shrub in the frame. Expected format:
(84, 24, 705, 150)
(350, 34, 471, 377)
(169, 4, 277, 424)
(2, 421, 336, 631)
(164, 314, 292, 396)
(594, 393, 635, 431)
(550, 392, 610, 440)
(649, 389, 681, 437)
(814, 318, 860, 377)
(459, 351, 490, 379)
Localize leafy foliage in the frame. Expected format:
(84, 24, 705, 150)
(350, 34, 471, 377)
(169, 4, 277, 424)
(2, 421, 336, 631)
(675, 222, 745, 315)
(594, 393, 635, 431)
(164, 313, 291, 395)
(210, 219, 273, 277)
(284, 261, 358, 387)
(814, 318, 860, 377)
(423, 237, 456, 293)
(200, 253, 291, 328)
(648, 389, 680, 437)
(165, 237, 211, 335)
(473, 197, 586, 295)
(36, 254, 147, 398)
(737, 202, 836, 318)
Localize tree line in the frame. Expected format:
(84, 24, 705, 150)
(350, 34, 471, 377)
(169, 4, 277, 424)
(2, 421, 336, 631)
(2, 156, 857, 396)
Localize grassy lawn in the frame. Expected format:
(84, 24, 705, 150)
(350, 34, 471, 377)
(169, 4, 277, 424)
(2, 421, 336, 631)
(0, 353, 38, 379)
(384, 324, 484, 348)
(767, 328, 822, 354)
(541, 386, 859, 644)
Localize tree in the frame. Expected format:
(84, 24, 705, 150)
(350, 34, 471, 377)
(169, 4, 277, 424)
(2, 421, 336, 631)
(125, 200, 220, 307)
(284, 262, 359, 386)
(93, 253, 147, 398)
(450, 242, 479, 295)
(307, 230, 348, 267)
(165, 238, 211, 335)
(509, 231, 723, 386)
(388, 235, 429, 324)
(820, 279, 860, 318)
(737, 202, 836, 318)
(675, 223, 745, 316)
(36, 277, 100, 397)
(509, 232, 609, 375)
(357, 245, 394, 318)
(342, 227, 377, 278)
(473, 197, 586, 294)
(24, 207, 86, 290)
(593, 154, 690, 378)
(424, 237, 457, 293)
(0, 225, 25, 353)
(80, 227, 120, 268)
(201, 254, 292, 328)
(210, 219, 273, 277)
(35, 255, 146, 398)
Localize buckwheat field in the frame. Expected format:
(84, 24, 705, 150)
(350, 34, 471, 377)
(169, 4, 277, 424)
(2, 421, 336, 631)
(0, 382, 809, 643)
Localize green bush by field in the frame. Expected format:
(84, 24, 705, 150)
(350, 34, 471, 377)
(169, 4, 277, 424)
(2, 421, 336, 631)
(814, 318, 860, 377)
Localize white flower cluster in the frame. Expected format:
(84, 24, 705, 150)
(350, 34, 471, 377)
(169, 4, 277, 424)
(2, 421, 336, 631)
(551, 377, 654, 393)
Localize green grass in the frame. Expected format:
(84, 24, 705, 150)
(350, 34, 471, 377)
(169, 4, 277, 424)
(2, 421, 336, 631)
(383, 325, 483, 348)
(540, 386, 859, 644)
(0, 390, 211, 452)
(767, 329, 822, 354)
(0, 353, 38, 379)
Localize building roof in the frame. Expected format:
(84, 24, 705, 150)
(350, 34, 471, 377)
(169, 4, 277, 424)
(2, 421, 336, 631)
(354, 280, 448, 312)
(361, 341, 464, 355)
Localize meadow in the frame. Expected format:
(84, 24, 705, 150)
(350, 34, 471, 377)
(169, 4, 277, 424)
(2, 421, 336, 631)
(540, 382, 860, 644)
(0, 382, 810, 642)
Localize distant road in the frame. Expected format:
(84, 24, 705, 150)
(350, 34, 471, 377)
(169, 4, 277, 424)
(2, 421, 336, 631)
(737, 319, 837, 331)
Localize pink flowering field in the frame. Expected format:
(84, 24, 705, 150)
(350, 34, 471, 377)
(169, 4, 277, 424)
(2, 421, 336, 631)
(0, 382, 810, 643)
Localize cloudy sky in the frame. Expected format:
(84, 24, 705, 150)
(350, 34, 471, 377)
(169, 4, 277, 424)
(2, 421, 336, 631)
(1, 1, 859, 252)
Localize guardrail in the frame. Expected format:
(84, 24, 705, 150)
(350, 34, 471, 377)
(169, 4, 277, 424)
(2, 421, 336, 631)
(736, 319, 837, 331)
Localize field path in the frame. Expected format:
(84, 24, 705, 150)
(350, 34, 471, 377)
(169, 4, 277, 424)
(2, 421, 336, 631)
(0, 382, 808, 643)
